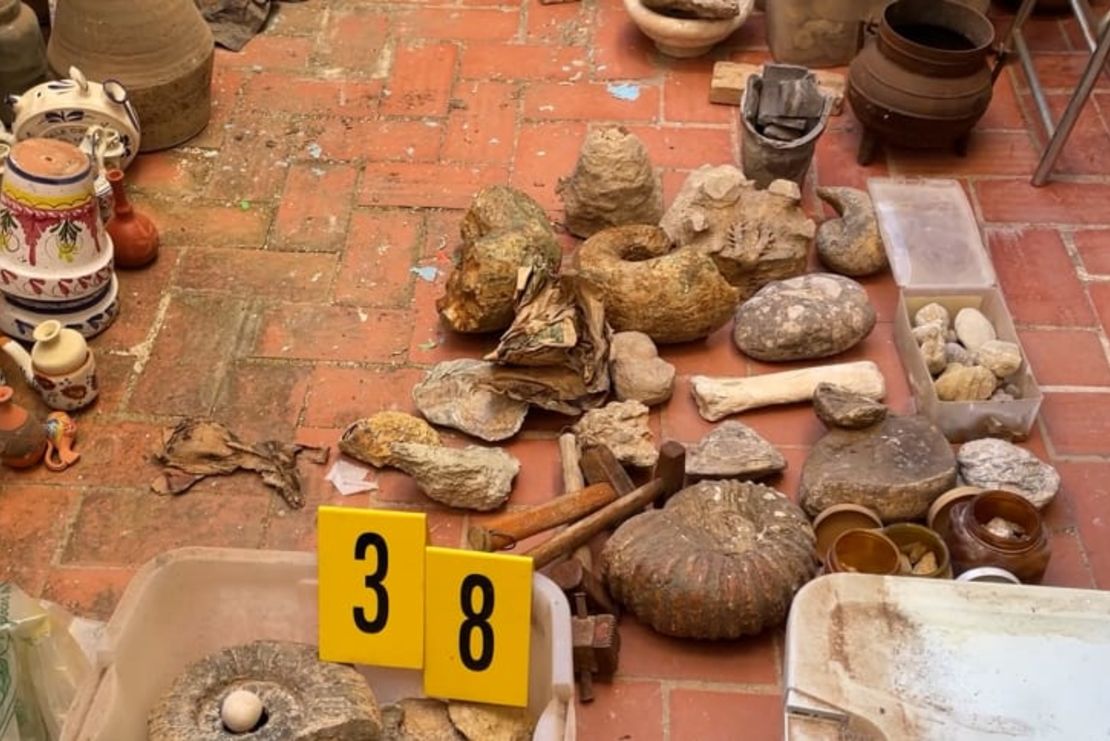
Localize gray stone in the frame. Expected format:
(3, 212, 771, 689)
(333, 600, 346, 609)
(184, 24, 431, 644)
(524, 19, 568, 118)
(945, 342, 974, 367)
(413, 359, 529, 442)
(447, 702, 533, 741)
(812, 382, 888, 429)
(609, 331, 675, 406)
(914, 302, 951, 329)
(815, 187, 888, 277)
(389, 443, 519, 511)
(975, 339, 1022, 378)
(956, 438, 1060, 509)
(685, 421, 786, 479)
(732, 273, 876, 362)
(954, 308, 996, 351)
(572, 400, 658, 468)
(799, 414, 957, 521)
(934, 362, 997, 401)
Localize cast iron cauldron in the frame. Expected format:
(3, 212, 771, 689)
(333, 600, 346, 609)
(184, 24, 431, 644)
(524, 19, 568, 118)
(847, 0, 999, 165)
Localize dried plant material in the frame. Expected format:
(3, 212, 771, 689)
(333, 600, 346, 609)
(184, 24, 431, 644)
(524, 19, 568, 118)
(800, 414, 957, 521)
(437, 186, 562, 334)
(575, 224, 738, 343)
(733, 273, 876, 362)
(447, 702, 533, 741)
(609, 331, 675, 406)
(413, 360, 529, 442)
(151, 420, 326, 509)
(601, 480, 817, 639)
(914, 302, 951, 329)
(812, 382, 888, 429)
(148, 641, 381, 741)
(339, 412, 440, 467)
(956, 438, 1059, 509)
(557, 127, 664, 238)
(686, 420, 785, 479)
(954, 308, 996, 351)
(389, 442, 519, 511)
(934, 363, 997, 402)
(815, 186, 887, 277)
(573, 400, 657, 468)
(975, 339, 1022, 378)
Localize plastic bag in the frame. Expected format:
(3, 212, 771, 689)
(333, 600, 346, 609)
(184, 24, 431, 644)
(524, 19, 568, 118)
(0, 583, 102, 741)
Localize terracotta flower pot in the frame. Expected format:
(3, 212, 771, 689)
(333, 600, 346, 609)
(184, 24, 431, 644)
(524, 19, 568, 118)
(47, 0, 215, 151)
(622, 0, 754, 57)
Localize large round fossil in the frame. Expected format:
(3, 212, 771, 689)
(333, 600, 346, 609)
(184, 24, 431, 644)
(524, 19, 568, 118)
(601, 480, 818, 639)
(148, 641, 382, 741)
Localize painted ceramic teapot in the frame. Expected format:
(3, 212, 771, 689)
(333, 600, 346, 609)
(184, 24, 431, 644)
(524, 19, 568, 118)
(8, 66, 140, 169)
(0, 320, 98, 410)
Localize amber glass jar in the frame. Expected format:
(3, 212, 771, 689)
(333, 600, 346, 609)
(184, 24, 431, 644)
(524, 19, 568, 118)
(826, 529, 903, 575)
(944, 490, 1050, 584)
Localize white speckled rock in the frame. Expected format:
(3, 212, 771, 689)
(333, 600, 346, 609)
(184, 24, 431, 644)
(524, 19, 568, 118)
(921, 336, 948, 376)
(957, 438, 1060, 509)
(572, 400, 658, 468)
(914, 302, 951, 329)
(389, 443, 519, 511)
(975, 339, 1022, 378)
(912, 321, 945, 345)
(732, 273, 876, 362)
(934, 363, 997, 401)
(221, 690, 264, 734)
(954, 308, 996, 351)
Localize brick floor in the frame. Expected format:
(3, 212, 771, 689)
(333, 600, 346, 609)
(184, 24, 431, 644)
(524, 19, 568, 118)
(3, 2, 1110, 739)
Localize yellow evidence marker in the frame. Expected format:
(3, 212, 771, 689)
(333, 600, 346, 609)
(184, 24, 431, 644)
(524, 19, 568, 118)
(423, 547, 533, 707)
(317, 507, 427, 669)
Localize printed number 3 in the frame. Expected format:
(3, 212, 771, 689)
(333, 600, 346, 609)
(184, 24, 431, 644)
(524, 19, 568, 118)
(459, 574, 495, 671)
(354, 533, 389, 634)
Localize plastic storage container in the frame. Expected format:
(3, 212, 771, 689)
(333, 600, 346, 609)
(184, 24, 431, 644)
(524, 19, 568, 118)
(766, 0, 882, 68)
(868, 177, 1042, 442)
(60, 548, 576, 741)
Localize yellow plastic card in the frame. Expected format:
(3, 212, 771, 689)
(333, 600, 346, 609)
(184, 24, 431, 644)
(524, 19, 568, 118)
(423, 547, 533, 707)
(317, 507, 426, 669)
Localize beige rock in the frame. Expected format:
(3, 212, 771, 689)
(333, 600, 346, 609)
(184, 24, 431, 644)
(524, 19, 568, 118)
(954, 308, 996, 351)
(447, 702, 533, 741)
(610, 331, 676, 406)
(557, 127, 664, 238)
(572, 400, 658, 467)
(914, 303, 951, 329)
(921, 336, 948, 376)
(413, 359, 529, 442)
(812, 382, 888, 429)
(339, 412, 440, 468)
(815, 187, 888, 277)
(934, 363, 997, 402)
(911, 321, 945, 345)
(975, 339, 1022, 378)
(390, 443, 519, 511)
(685, 420, 786, 479)
(398, 699, 464, 741)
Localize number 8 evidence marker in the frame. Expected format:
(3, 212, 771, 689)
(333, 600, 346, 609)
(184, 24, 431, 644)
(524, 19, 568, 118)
(317, 507, 427, 669)
(423, 547, 533, 707)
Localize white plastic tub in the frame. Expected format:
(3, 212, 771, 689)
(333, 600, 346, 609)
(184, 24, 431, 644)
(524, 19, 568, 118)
(60, 547, 576, 741)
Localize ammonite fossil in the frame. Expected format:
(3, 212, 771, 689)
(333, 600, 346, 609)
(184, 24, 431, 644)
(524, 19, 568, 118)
(601, 480, 818, 639)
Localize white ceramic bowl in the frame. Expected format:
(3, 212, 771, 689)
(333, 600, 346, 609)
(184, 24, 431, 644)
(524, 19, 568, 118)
(622, 0, 753, 57)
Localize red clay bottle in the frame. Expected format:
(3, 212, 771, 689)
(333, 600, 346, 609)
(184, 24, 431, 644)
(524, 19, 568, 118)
(105, 168, 159, 268)
(0, 385, 46, 468)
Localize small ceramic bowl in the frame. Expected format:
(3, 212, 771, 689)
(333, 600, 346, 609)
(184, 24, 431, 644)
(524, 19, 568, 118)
(813, 503, 883, 563)
(927, 486, 984, 538)
(826, 529, 903, 575)
(882, 522, 953, 579)
(622, 0, 754, 57)
(956, 566, 1021, 585)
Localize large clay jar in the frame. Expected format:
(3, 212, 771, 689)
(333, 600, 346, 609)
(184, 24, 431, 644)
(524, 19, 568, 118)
(0, 385, 46, 468)
(47, 0, 215, 151)
(106, 168, 159, 268)
(944, 490, 1051, 584)
(0, 0, 48, 126)
(847, 0, 996, 165)
(0, 138, 114, 303)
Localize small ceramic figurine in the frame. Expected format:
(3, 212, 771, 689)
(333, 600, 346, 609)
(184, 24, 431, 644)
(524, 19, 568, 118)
(43, 410, 79, 471)
(0, 384, 46, 468)
(0, 320, 99, 410)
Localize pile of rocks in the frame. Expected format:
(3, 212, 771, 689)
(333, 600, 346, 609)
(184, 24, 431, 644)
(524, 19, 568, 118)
(910, 303, 1023, 402)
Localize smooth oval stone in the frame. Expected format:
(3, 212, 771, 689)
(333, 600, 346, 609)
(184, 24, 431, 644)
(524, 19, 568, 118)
(733, 273, 877, 361)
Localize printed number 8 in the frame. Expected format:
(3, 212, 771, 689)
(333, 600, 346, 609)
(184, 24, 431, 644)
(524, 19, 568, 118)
(459, 574, 495, 671)
(354, 533, 389, 634)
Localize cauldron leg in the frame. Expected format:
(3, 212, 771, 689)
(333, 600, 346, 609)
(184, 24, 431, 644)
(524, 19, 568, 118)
(857, 130, 880, 166)
(954, 134, 971, 158)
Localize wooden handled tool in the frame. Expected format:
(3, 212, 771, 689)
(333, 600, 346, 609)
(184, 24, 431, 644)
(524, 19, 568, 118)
(580, 444, 635, 495)
(467, 483, 617, 551)
(652, 440, 687, 508)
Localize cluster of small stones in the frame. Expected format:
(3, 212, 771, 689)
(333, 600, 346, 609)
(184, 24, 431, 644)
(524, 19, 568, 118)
(911, 303, 1023, 402)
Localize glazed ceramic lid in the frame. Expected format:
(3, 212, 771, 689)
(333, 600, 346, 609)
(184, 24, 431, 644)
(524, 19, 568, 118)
(31, 319, 88, 375)
(812, 504, 883, 563)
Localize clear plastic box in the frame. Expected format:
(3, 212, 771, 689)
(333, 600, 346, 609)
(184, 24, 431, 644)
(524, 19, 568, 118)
(869, 177, 1043, 442)
(60, 547, 575, 741)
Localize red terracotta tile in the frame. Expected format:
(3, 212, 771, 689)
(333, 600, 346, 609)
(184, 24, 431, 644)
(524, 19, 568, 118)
(659, 375, 718, 442)
(40, 565, 136, 620)
(591, 0, 658, 80)
(979, 71, 1027, 130)
(1073, 228, 1110, 275)
(575, 679, 665, 741)
(127, 152, 212, 197)
(381, 43, 458, 117)
(62, 488, 269, 566)
(203, 117, 296, 202)
(146, 200, 272, 247)
(334, 209, 421, 307)
(523, 82, 660, 121)
(0, 485, 80, 594)
(1040, 392, 1110, 456)
(813, 124, 889, 190)
(443, 81, 519, 164)
(177, 246, 337, 301)
(663, 60, 735, 124)
(624, 124, 734, 169)
(359, 161, 510, 208)
(721, 10, 769, 50)
(500, 437, 563, 505)
(190, 66, 246, 149)
(1041, 529, 1095, 588)
(396, 7, 520, 41)
(273, 163, 358, 251)
(991, 14, 1070, 52)
(460, 43, 587, 81)
(212, 361, 312, 441)
(314, 8, 390, 72)
(303, 365, 425, 428)
(1087, 282, 1110, 336)
(618, 616, 779, 683)
(82, 352, 134, 418)
(524, 0, 591, 44)
(252, 304, 412, 363)
(241, 72, 380, 117)
(1030, 92, 1110, 176)
(216, 35, 314, 71)
(776, 445, 810, 504)
(421, 210, 465, 259)
(857, 271, 900, 324)
(311, 118, 443, 163)
(373, 468, 433, 506)
(1018, 328, 1110, 386)
(887, 130, 1039, 177)
(975, 180, 1110, 225)
(670, 689, 783, 741)
(267, 0, 324, 36)
(96, 244, 179, 352)
(990, 228, 1096, 326)
(659, 324, 747, 378)
(16, 421, 164, 488)
(511, 120, 588, 211)
(1057, 461, 1110, 588)
(1028, 52, 1110, 93)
